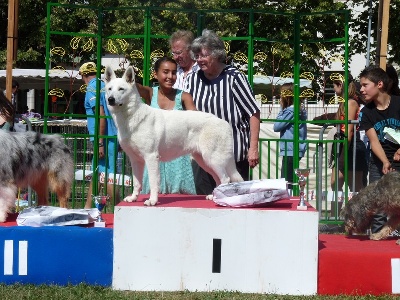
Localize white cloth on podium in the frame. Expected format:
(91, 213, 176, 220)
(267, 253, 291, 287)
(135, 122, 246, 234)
(17, 206, 99, 227)
(212, 178, 289, 207)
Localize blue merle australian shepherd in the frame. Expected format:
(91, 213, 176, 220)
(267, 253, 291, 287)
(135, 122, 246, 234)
(0, 130, 73, 222)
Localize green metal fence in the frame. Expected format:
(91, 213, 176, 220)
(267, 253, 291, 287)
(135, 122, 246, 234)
(39, 3, 352, 220)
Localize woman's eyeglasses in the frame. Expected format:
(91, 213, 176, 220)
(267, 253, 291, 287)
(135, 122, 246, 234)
(194, 53, 211, 60)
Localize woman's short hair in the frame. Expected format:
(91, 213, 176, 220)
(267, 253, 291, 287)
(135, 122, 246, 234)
(191, 29, 226, 63)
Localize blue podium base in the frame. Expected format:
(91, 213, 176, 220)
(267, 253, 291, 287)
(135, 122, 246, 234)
(0, 214, 113, 286)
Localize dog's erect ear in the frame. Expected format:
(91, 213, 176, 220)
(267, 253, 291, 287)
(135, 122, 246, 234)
(123, 67, 135, 85)
(104, 66, 116, 84)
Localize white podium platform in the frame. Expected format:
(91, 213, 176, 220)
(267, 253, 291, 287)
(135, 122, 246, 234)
(113, 195, 319, 295)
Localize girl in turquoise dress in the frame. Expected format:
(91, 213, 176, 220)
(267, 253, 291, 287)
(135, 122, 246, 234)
(137, 57, 197, 194)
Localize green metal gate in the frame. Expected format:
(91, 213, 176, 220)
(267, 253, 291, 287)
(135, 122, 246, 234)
(42, 3, 351, 222)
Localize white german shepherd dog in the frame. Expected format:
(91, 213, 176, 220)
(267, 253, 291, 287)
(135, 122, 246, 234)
(104, 66, 243, 206)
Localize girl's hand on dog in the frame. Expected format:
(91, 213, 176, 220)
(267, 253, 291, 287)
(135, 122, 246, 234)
(394, 148, 400, 161)
(382, 161, 395, 174)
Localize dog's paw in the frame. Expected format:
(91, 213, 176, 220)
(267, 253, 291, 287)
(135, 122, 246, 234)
(370, 227, 391, 240)
(144, 198, 158, 206)
(396, 239, 400, 245)
(369, 233, 382, 241)
(0, 212, 7, 223)
(123, 194, 138, 202)
(206, 194, 214, 200)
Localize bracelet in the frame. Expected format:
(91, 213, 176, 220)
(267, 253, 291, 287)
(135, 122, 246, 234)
(99, 143, 104, 147)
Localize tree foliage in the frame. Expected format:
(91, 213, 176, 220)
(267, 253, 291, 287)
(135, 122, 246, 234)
(6, 0, 396, 100)
(351, 0, 400, 65)
(0, 0, 351, 70)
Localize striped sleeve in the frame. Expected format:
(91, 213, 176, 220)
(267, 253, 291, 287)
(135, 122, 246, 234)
(229, 67, 260, 116)
(186, 67, 259, 161)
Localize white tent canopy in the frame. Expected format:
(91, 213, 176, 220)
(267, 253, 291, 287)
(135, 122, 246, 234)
(0, 68, 83, 90)
(0, 54, 129, 90)
(0, 68, 81, 78)
(253, 75, 312, 87)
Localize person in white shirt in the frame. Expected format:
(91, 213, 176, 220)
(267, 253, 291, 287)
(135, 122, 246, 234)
(169, 30, 199, 90)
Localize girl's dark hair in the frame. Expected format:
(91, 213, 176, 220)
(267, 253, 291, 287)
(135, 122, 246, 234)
(154, 57, 177, 72)
(330, 74, 358, 120)
(0, 91, 15, 123)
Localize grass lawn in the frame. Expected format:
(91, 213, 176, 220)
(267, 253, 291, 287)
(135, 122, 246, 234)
(0, 284, 398, 300)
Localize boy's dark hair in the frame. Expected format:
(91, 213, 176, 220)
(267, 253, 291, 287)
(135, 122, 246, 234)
(359, 65, 391, 92)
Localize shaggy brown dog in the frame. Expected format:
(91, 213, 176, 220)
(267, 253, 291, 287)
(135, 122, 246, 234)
(0, 130, 74, 222)
(341, 171, 400, 240)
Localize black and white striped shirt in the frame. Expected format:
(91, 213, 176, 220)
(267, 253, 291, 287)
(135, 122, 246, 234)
(173, 63, 200, 90)
(185, 66, 260, 162)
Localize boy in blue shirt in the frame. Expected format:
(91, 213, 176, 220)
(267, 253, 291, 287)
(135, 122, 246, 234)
(80, 62, 119, 208)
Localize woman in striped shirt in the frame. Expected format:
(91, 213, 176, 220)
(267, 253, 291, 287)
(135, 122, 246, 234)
(185, 29, 261, 195)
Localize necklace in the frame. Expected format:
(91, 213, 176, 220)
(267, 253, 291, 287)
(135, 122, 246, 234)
(377, 96, 391, 110)
(158, 88, 176, 110)
(383, 97, 391, 110)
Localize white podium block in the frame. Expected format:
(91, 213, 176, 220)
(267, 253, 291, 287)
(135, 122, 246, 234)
(113, 195, 318, 295)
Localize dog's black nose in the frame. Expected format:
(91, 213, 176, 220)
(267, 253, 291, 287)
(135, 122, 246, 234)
(108, 96, 115, 106)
